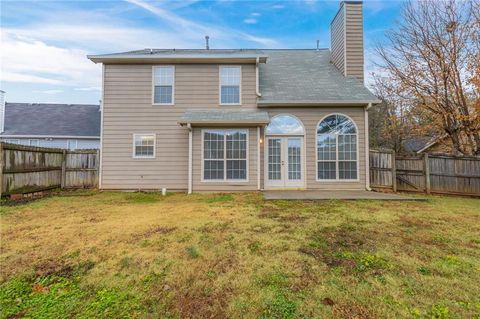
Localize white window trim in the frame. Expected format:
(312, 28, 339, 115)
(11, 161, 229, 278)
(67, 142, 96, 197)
(67, 139, 78, 150)
(263, 114, 307, 189)
(29, 139, 39, 146)
(315, 113, 360, 182)
(265, 114, 306, 136)
(152, 65, 175, 106)
(201, 129, 249, 182)
(132, 133, 156, 159)
(219, 65, 242, 106)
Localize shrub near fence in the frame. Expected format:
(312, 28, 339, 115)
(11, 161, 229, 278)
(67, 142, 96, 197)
(370, 149, 480, 196)
(0, 142, 99, 196)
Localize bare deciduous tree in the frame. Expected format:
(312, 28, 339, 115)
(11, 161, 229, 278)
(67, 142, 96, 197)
(375, 0, 480, 155)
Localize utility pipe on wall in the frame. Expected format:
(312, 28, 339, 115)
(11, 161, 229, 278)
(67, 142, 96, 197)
(365, 103, 372, 191)
(187, 123, 193, 194)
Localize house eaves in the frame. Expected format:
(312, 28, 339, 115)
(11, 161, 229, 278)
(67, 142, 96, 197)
(88, 54, 268, 64)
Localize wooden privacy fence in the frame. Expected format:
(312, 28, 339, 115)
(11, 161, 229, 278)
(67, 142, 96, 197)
(0, 142, 99, 196)
(370, 149, 480, 196)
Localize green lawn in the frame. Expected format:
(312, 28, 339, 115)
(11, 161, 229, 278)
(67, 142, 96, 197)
(1, 191, 479, 318)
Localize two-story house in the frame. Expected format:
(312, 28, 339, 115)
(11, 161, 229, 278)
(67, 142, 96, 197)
(88, 1, 380, 193)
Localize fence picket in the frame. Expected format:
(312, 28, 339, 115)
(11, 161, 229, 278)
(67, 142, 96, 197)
(370, 149, 480, 196)
(0, 142, 99, 195)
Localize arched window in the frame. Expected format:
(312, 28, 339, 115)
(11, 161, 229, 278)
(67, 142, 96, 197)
(266, 115, 305, 135)
(317, 114, 358, 180)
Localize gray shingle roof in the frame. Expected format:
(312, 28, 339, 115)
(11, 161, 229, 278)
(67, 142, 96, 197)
(88, 49, 268, 63)
(1, 103, 101, 137)
(179, 110, 269, 125)
(258, 50, 379, 105)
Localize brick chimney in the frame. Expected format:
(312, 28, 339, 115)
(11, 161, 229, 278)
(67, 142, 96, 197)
(330, 1, 364, 82)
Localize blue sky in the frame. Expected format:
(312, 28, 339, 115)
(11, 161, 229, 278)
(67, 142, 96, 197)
(0, 0, 404, 104)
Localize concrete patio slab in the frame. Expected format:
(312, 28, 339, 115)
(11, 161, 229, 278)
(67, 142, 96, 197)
(263, 190, 424, 201)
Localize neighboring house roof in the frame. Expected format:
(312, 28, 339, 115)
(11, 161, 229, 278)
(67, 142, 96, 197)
(87, 48, 379, 106)
(179, 110, 270, 126)
(1, 103, 101, 137)
(403, 135, 448, 154)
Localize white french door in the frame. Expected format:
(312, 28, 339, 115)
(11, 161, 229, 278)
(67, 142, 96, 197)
(266, 136, 304, 188)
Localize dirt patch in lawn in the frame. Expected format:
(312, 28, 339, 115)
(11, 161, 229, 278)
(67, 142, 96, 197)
(299, 224, 391, 275)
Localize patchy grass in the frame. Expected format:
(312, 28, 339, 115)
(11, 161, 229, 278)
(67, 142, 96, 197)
(1, 191, 479, 318)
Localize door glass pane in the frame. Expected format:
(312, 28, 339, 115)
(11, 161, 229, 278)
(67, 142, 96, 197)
(288, 138, 301, 180)
(268, 139, 281, 180)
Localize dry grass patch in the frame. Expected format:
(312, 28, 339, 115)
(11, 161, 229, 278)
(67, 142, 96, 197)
(1, 191, 479, 318)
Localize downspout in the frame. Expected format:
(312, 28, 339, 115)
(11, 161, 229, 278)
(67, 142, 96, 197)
(257, 126, 261, 190)
(98, 65, 105, 189)
(187, 123, 193, 194)
(256, 58, 262, 190)
(365, 103, 372, 191)
(255, 57, 262, 97)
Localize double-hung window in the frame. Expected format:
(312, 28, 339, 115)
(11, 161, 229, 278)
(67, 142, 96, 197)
(153, 66, 174, 104)
(203, 130, 247, 181)
(220, 66, 241, 105)
(133, 134, 155, 158)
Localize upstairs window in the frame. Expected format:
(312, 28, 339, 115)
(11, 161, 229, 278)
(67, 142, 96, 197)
(133, 134, 155, 158)
(153, 66, 174, 104)
(220, 66, 241, 104)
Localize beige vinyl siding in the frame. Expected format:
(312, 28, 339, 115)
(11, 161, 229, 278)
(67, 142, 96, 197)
(101, 64, 257, 190)
(261, 107, 366, 190)
(192, 127, 258, 191)
(330, 6, 345, 74)
(330, 2, 364, 82)
(344, 2, 364, 81)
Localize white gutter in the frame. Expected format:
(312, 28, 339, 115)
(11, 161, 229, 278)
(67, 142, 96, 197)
(257, 100, 382, 107)
(0, 135, 100, 139)
(255, 57, 262, 97)
(365, 103, 371, 191)
(187, 123, 193, 194)
(98, 64, 105, 189)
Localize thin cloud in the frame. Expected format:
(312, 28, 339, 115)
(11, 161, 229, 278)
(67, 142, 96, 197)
(243, 18, 257, 24)
(1, 31, 100, 87)
(74, 87, 101, 91)
(125, 0, 276, 47)
(33, 89, 64, 94)
(272, 4, 285, 9)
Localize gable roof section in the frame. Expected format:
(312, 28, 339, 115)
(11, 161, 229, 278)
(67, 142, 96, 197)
(1, 103, 101, 137)
(258, 50, 379, 106)
(88, 49, 268, 64)
(179, 110, 269, 126)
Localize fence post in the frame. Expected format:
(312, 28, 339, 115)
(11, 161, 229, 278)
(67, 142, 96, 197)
(61, 149, 67, 189)
(424, 153, 430, 194)
(392, 150, 397, 192)
(0, 143, 3, 197)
